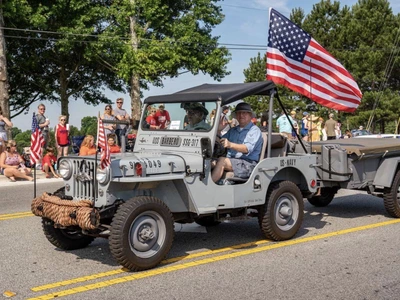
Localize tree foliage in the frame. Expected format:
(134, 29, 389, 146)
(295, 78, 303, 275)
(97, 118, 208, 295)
(2, 0, 231, 125)
(2, 0, 127, 120)
(101, 0, 231, 121)
(80, 116, 97, 137)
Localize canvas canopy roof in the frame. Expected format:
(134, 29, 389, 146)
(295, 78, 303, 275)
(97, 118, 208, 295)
(144, 81, 277, 106)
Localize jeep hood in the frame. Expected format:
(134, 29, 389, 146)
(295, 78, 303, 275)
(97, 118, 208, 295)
(110, 152, 187, 177)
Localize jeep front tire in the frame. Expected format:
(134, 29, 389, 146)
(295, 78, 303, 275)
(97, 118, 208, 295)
(259, 181, 304, 241)
(42, 218, 95, 250)
(109, 196, 174, 271)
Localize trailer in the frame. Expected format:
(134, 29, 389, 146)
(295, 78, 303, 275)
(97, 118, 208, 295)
(298, 138, 400, 217)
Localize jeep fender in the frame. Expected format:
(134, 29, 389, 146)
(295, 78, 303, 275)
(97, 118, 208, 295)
(373, 158, 400, 187)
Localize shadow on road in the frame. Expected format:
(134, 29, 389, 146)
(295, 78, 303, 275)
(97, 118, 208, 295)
(61, 192, 391, 270)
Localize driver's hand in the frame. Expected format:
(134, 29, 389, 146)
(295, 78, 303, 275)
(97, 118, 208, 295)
(220, 138, 231, 149)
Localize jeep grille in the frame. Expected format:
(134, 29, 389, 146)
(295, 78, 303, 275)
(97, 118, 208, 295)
(70, 159, 97, 200)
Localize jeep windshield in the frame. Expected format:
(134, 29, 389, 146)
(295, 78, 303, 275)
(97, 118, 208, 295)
(141, 102, 217, 131)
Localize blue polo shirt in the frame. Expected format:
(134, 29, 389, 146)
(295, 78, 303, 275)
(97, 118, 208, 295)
(222, 122, 263, 162)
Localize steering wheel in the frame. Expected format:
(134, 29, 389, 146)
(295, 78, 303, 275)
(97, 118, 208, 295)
(212, 140, 227, 158)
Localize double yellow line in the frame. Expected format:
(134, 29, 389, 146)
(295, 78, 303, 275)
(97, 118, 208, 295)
(27, 218, 400, 300)
(0, 211, 33, 221)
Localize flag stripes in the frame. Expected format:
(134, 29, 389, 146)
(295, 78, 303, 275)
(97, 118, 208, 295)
(97, 117, 110, 169)
(30, 112, 44, 166)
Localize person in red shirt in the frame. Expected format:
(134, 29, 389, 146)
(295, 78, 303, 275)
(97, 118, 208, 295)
(145, 107, 160, 129)
(55, 115, 69, 159)
(107, 135, 121, 153)
(155, 104, 170, 129)
(42, 147, 59, 178)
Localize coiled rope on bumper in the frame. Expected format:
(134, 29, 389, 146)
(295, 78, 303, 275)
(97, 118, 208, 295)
(31, 193, 99, 230)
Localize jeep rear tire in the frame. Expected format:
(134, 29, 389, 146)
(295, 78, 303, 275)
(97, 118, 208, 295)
(42, 218, 95, 250)
(259, 181, 304, 241)
(109, 196, 174, 271)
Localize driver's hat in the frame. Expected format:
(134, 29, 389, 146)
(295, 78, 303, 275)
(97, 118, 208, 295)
(184, 102, 209, 116)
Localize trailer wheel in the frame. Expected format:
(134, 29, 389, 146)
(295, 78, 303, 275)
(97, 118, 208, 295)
(259, 181, 304, 241)
(109, 196, 174, 271)
(307, 188, 336, 207)
(383, 170, 400, 218)
(42, 218, 95, 250)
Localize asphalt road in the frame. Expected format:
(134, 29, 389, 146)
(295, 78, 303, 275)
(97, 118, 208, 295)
(1, 183, 400, 300)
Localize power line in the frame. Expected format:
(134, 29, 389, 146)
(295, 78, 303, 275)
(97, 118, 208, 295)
(221, 3, 269, 12)
(2, 27, 268, 47)
(3, 33, 268, 50)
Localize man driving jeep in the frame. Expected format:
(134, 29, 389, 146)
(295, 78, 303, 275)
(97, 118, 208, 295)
(212, 102, 263, 183)
(184, 103, 211, 131)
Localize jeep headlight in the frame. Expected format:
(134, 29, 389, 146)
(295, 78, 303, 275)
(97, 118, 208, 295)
(96, 167, 110, 185)
(58, 160, 73, 180)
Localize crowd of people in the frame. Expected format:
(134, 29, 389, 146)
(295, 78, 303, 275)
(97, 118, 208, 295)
(0, 98, 364, 183)
(275, 110, 356, 142)
(0, 98, 131, 182)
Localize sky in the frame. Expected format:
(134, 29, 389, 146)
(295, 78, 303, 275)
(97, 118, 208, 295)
(11, 0, 400, 131)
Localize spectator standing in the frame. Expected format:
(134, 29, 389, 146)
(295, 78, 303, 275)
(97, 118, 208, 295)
(55, 115, 69, 159)
(0, 140, 33, 182)
(231, 117, 239, 127)
(108, 135, 121, 153)
(155, 104, 170, 129)
(316, 117, 324, 141)
(208, 109, 216, 126)
(308, 114, 320, 142)
(324, 113, 338, 140)
(36, 104, 50, 166)
(276, 111, 294, 139)
(42, 147, 59, 178)
(101, 104, 116, 137)
(290, 110, 298, 139)
(79, 135, 97, 156)
(0, 106, 13, 154)
(220, 105, 231, 135)
(212, 102, 262, 183)
(259, 112, 269, 132)
(300, 112, 309, 141)
(146, 107, 160, 129)
(114, 98, 130, 147)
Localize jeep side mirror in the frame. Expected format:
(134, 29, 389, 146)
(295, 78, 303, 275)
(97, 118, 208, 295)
(200, 137, 212, 159)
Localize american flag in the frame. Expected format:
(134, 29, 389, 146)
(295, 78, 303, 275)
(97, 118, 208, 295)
(30, 112, 44, 165)
(266, 8, 362, 113)
(96, 117, 110, 169)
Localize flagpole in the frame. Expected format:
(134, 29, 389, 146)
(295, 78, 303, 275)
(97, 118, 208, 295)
(33, 163, 37, 198)
(93, 113, 100, 202)
(309, 59, 313, 149)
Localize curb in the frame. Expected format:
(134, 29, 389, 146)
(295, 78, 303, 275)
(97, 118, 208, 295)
(0, 176, 63, 188)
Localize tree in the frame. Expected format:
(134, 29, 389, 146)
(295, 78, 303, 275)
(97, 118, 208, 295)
(103, 0, 231, 123)
(3, 0, 127, 120)
(80, 116, 97, 137)
(10, 126, 21, 138)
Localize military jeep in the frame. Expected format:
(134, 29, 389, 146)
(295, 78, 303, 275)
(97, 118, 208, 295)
(36, 81, 318, 271)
